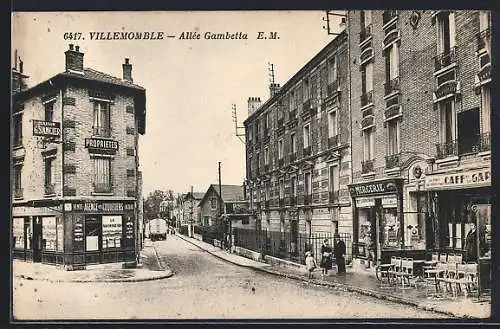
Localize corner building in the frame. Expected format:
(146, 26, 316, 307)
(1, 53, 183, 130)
(244, 31, 353, 261)
(12, 45, 147, 267)
(347, 10, 491, 270)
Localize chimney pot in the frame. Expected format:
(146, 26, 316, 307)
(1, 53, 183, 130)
(125, 58, 130, 64)
(65, 44, 84, 73)
(122, 58, 133, 82)
(69, 44, 74, 50)
(75, 45, 80, 52)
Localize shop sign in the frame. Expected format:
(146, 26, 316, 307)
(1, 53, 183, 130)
(102, 215, 122, 248)
(33, 120, 61, 137)
(74, 220, 84, 242)
(356, 197, 375, 208)
(56, 217, 64, 252)
(69, 201, 134, 213)
(348, 179, 400, 197)
(85, 138, 119, 150)
(381, 196, 398, 207)
(424, 167, 491, 190)
(125, 216, 134, 240)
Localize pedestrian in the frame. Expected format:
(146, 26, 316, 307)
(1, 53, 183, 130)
(333, 233, 347, 274)
(305, 251, 318, 279)
(320, 239, 333, 277)
(464, 222, 478, 263)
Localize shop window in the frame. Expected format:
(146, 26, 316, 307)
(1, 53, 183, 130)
(56, 217, 63, 252)
(381, 207, 400, 248)
(102, 215, 122, 249)
(358, 208, 374, 258)
(13, 217, 25, 249)
(404, 193, 427, 249)
(42, 216, 57, 251)
(85, 217, 100, 251)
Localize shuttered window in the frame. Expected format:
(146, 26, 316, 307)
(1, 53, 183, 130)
(93, 157, 111, 192)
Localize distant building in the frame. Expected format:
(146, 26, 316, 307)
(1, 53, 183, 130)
(11, 44, 147, 268)
(199, 184, 247, 227)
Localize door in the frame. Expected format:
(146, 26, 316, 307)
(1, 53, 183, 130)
(290, 220, 298, 255)
(32, 216, 42, 262)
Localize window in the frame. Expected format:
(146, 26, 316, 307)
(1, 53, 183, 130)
(362, 128, 374, 161)
(385, 43, 399, 81)
(439, 99, 455, 144)
(304, 172, 312, 196)
(210, 197, 217, 210)
(437, 11, 455, 55)
(92, 157, 111, 193)
(13, 217, 24, 249)
(42, 217, 57, 251)
(13, 163, 22, 195)
(13, 113, 22, 147)
(85, 217, 100, 251)
(278, 139, 283, 159)
(328, 56, 338, 83)
(387, 119, 400, 155)
(265, 182, 269, 200)
(481, 87, 491, 134)
(290, 133, 296, 154)
(102, 215, 122, 249)
(279, 179, 284, 199)
(93, 101, 111, 137)
(361, 62, 374, 95)
(480, 11, 491, 31)
(303, 78, 310, 102)
(291, 177, 297, 197)
(264, 147, 269, 165)
(328, 109, 338, 138)
(255, 119, 260, 141)
(290, 91, 296, 111)
(303, 124, 311, 148)
(362, 10, 372, 28)
(264, 113, 269, 132)
(256, 152, 260, 170)
(204, 216, 210, 226)
(457, 108, 480, 154)
(247, 125, 253, 142)
(44, 157, 55, 194)
(381, 207, 401, 248)
(44, 101, 54, 122)
(329, 165, 339, 192)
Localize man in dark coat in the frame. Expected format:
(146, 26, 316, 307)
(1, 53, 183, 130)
(464, 223, 478, 263)
(333, 233, 347, 274)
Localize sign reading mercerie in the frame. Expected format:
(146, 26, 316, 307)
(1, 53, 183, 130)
(85, 138, 119, 150)
(33, 120, 61, 137)
(425, 168, 490, 190)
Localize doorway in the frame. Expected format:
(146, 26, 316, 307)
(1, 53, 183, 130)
(32, 216, 42, 262)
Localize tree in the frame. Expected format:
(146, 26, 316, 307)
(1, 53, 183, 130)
(143, 190, 175, 221)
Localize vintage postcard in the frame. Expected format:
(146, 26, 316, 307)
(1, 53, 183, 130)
(11, 10, 492, 321)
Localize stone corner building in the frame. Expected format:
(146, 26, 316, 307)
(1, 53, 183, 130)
(11, 44, 147, 267)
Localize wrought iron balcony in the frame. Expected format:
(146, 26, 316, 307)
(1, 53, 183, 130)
(304, 194, 311, 205)
(329, 191, 339, 203)
(383, 10, 398, 26)
(359, 24, 372, 44)
(14, 187, 23, 199)
(93, 182, 112, 193)
(361, 159, 375, 174)
(44, 183, 55, 195)
(384, 77, 400, 96)
(360, 91, 373, 107)
(289, 153, 296, 162)
(328, 135, 339, 148)
(286, 196, 297, 207)
(303, 146, 311, 157)
(327, 80, 339, 97)
(302, 99, 311, 112)
(480, 132, 491, 152)
(458, 133, 491, 155)
(385, 153, 400, 169)
(92, 126, 111, 137)
(476, 28, 490, 52)
(434, 47, 456, 71)
(436, 140, 458, 159)
(289, 109, 297, 120)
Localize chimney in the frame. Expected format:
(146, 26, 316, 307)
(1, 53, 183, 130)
(269, 83, 280, 98)
(122, 58, 133, 82)
(11, 51, 29, 95)
(64, 43, 84, 74)
(247, 97, 262, 116)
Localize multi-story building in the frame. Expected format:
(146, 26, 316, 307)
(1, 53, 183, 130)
(243, 31, 352, 258)
(347, 10, 491, 269)
(11, 44, 147, 268)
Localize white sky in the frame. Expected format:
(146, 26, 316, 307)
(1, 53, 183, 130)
(12, 11, 344, 196)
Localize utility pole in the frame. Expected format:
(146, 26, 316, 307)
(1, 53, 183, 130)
(232, 104, 246, 144)
(218, 162, 224, 248)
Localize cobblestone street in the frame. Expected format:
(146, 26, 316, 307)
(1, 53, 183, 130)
(13, 235, 448, 320)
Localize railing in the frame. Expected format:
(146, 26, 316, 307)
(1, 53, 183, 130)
(93, 182, 112, 193)
(434, 47, 456, 71)
(384, 76, 400, 96)
(329, 191, 339, 203)
(303, 146, 311, 157)
(458, 133, 491, 154)
(478, 64, 491, 82)
(476, 28, 490, 52)
(327, 80, 339, 96)
(360, 90, 373, 107)
(361, 159, 375, 174)
(436, 140, 458, 159)
(14, 187, 23, 199)
(302, 99, 311, 112)
(385, 153, 400, 169)
(44, 183, 55, 195)
(328, 135, 339, 148)
(359, 24, 372, 44)
(383, 10, 398, 26)
(92, 126, 111, 137)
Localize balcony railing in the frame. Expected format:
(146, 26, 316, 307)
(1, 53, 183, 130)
(328, 135, 339, 148)
(329, 191, 339, 203)
(44, 183, 55, 195)
(303, 146, 311, 157)
(436, 140, 458, 159)
(264, 200, 270, 209)
(434, 47, 457, 71)
(458, 133, 491, 154)
(286, 196, 297, 207)
(277, 117, 284, 126)
(13, 137, 23, 148)
(383, 10, 398, 26)
(327, 80, 339, 96)
(384, 76, 400, 96)
(14, 187, 23, 199)
(361, 159, 375, 174)
(385, 153, 400, 169)
(289, 153, 296, 162)
(304, 194, 311, 205)
(302, 99, 311, 112)
(480, 132, 491, 152)
(359, 24, 372, 44)
(93, 182, 112, 193)
(360, 91, 373, 107)
(476, 28, 490, 52)
(92, 126, 111, 137)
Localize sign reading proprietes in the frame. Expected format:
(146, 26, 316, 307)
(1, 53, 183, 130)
(85, 138, 119, 150)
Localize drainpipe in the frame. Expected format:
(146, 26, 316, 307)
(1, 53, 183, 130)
(59, 85, 66, 266)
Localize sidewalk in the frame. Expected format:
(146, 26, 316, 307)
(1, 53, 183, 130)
(12, 241, 173, 283)
(177, 233, 490, 319)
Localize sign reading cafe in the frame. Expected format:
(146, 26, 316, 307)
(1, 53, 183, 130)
(424, 168, 491, 190)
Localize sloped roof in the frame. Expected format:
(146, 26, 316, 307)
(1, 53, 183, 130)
(198, 184, 245, 208)
(59, 68, 145, 90)
(184, 191, 205, 200)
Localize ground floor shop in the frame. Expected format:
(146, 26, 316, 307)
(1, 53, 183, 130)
(12, 199, 138, 267)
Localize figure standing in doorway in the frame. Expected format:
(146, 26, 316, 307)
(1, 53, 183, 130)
(334, 233, 347, 274)
(464, 222, 478, 263)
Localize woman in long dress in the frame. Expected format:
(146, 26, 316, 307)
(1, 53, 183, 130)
(320, 239, 333, 277)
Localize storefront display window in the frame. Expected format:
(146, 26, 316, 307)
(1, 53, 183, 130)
(56, 217, 64, 252)
(102, 215, 122, 249)
(474, 203, 491, 258)
(381, 207, 400, 248)
(358, 208, 373, 258)
(13, 217, 24, 249)
(404, 192, 426, 249)
(42, 216, 57, 251)
(85, 217, 100, 251)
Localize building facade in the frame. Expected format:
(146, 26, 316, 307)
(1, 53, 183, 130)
(347, 10, 491, 269)
(199, 184, 247, 227)
(243, 31, 352, 258)
(11, 44, 147, 268)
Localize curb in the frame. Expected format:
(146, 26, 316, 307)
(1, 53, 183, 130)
(177, 234, 462, 318)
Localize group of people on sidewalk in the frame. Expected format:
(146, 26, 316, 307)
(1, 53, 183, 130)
(305, 234, 346, 279)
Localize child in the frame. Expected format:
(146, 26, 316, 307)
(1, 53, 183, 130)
(305, 251, 317, 279)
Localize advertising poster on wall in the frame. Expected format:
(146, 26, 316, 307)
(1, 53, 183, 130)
(102, 215, 122, 249)
(56, 217, 64, 252)
(42, 217, 56, 251)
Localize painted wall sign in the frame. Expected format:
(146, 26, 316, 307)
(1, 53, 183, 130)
(356, 197, 375, 208)
(85, 138, 119, 150)
(381, 196, 398, 207)
(424, 167, 491, 190)
(348, 179, 401, 197)
(33, 120, 61, 137)
(69, 201, 134, 213)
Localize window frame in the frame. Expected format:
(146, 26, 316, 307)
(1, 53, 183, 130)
(328, 108, 338, 138)
(303, 124, 311, 148)
(362, 127, 374, 161)
(92, 156, 112, 193)
(387, 119, 400, 156)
